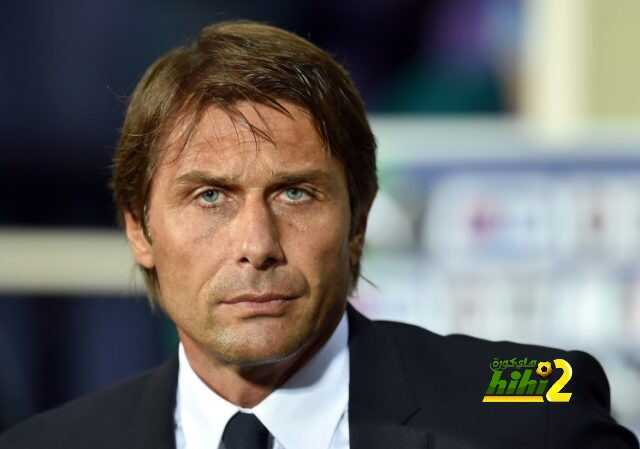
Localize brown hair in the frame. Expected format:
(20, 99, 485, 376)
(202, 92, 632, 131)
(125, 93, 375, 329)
(111, 20, 377, 302)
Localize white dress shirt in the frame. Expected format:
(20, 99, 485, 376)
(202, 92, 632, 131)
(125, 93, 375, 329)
(174, 313, 350, 449)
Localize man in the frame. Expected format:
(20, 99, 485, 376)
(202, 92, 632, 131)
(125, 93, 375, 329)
(1, 20, 637, 449)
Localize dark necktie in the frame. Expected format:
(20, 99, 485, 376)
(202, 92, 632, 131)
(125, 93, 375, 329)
(221, 412, 271, 449)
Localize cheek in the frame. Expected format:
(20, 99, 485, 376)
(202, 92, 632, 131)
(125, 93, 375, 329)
(150, 209, 228, 300)
(279, 205, 351, 286)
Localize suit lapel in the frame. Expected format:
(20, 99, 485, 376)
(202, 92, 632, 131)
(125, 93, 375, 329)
(347, 304, 431, 449)
(131, 354, 179, 449)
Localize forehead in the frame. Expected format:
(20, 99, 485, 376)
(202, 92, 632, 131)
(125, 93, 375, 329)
(157, 101, 335, 178)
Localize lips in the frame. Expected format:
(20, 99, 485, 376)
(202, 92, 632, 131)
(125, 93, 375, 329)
(220, 292, 298, 316)
(222, 293, 297, 304)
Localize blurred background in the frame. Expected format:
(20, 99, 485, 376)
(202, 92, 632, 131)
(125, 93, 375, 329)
(1, 0, 639, 436)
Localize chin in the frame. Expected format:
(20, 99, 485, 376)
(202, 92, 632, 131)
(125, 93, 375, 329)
(209, 324, 313, 367)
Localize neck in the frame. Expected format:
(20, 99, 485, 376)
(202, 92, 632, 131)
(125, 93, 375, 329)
(179, 326, 335, 408)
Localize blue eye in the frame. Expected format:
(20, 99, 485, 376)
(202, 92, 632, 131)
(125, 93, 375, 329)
(200, 189, 220, 204)
(284, 188, 307, 201)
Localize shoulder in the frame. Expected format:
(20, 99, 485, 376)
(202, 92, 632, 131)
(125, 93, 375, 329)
(369, 317, 601, 370)
(0, 365, 164, 449)
(368, 318, 608, 400)
(367, 318, 639, 448)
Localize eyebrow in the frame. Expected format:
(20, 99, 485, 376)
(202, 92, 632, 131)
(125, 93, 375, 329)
(174, 169, 335, 189)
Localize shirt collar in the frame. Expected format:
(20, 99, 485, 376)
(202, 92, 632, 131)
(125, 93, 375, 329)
(175, 312, 350, 449)
(176, 345, 237, 449)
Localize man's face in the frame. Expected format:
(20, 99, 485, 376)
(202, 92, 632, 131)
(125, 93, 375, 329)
(126, 101, 359, 366)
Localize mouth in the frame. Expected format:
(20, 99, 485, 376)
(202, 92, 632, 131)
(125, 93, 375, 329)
(220, 293, 298, 316)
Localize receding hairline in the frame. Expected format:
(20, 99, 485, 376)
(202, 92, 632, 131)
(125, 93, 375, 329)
(150, 98, 331, 173)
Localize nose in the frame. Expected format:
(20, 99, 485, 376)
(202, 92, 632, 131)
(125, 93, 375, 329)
(235, 196, 285, 270)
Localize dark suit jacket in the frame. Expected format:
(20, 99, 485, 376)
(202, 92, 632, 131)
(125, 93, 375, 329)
(1, 305, 638, 449)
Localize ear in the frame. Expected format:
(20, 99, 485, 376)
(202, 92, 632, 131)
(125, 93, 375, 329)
(349, 232, 365, 268)
(124, 210, 155, 269)
(348, 198, 374, 266)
